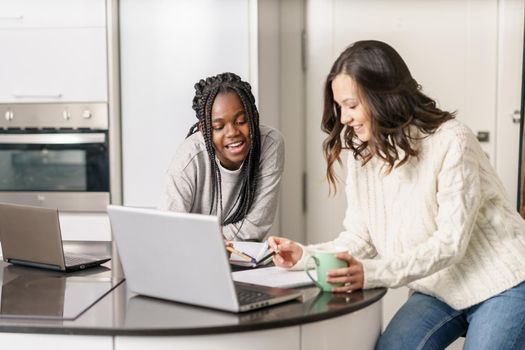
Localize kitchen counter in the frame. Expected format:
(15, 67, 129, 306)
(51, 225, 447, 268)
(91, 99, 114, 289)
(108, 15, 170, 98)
(0, 241, 386, 350)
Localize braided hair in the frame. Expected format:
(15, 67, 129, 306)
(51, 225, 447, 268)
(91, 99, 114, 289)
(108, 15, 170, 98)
(188, 72, 261, 228)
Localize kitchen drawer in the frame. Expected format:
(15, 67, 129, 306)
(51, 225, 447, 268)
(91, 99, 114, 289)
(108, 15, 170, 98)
(0, 0, 105, 28)
(0, 27, 108, 103)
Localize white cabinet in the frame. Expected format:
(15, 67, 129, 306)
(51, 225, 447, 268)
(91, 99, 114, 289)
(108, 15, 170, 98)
(0, 0, 105, 28)
(0, 333, 112, 350)
(115, 327, 300, 350)
(59, 212, 112, 241)
(0, 0, 107, 103)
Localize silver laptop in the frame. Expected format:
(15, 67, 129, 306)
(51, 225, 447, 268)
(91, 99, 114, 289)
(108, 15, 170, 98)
(0, 203, 110, 272)
(107, 205, 303, 313)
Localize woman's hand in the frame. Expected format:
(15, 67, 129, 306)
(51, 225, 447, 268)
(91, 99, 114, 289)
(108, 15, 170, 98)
(327, 253, 364, 292)
(268, 236, 303, 268)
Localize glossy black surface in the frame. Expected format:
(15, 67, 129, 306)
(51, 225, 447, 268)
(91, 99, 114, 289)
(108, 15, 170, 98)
(0, 241, 386, 336)
(0, 241, 123, 320)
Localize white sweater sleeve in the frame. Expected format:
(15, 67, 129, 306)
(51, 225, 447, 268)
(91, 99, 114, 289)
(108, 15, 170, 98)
(362, 129, 482, 289)
(330, 154, 378, 259)
(289, 154, 377, 271)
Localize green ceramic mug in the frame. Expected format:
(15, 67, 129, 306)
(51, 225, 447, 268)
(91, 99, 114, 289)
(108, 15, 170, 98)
(304, 246, 349, 292)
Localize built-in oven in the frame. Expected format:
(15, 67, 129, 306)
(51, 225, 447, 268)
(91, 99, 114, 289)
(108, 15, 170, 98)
(0, 103, 110, 212)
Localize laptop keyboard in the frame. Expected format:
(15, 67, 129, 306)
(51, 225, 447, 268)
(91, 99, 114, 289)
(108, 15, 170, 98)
(236, 288, 274, 305)
(64, 255, 95, 266)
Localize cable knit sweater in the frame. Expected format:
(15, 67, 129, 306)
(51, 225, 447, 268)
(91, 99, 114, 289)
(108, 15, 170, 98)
(302, 119, 525, 310)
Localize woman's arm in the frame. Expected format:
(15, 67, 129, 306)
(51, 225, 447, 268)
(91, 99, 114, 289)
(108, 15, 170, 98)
(158, 141, 197, 212)
(330, 153, 378, 259)
(158, 167, 194, 212)
(276, 153, 377, 272)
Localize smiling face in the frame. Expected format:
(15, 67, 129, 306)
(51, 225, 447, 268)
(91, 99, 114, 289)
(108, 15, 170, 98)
(210, 92, 251, 170)
(331, 74, 372, 142)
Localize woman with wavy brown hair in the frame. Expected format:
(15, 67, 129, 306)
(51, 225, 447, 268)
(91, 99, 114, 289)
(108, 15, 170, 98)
(269, 40, 525, 349)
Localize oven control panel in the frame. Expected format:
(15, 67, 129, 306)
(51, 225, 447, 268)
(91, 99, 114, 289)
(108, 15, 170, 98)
(0, 103, 108, 130)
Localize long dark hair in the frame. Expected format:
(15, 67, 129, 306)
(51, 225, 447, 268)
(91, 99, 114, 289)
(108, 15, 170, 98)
(321, 40, 455, 192)
(188, 72, 261, 226)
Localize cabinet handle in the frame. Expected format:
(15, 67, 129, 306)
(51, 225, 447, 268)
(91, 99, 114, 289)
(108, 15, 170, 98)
(4, 110, 14, 121)
(12, 92, 62, 99)
(512, 110, 521, 124)
(0, 133, 106, 144)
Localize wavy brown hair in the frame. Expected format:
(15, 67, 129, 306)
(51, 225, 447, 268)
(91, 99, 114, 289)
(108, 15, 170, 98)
(322, 40, 455, 193)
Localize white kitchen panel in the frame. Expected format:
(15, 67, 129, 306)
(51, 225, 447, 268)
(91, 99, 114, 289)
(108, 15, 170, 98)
(0, 27, 108, 103)
(120, 0, 252, 207)
(496, 0, 524, 207)
(301, 300, 382, 350)
(0, 0, 105, 29)
(59, 212, 112, 241)
(116, 327, 299, 350)
(0, 333, 112, 350)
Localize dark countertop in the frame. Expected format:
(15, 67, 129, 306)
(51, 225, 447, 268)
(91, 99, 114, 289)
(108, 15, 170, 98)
(0, 241, 386, 336)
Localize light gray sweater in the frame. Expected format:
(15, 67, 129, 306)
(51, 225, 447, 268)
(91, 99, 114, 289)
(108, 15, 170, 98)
(297, 119, 525, 310)
(159, 124, 284, 241)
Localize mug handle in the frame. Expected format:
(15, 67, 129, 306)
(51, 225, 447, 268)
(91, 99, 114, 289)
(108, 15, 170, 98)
(304, 255, 323, 289)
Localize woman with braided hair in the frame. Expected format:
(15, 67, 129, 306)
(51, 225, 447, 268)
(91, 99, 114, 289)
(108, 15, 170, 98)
(159, 72, 284, 242)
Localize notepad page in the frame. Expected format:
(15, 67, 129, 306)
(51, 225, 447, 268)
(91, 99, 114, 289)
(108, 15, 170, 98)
(232, 266, 315, 288)
(230, 241, 269, 262)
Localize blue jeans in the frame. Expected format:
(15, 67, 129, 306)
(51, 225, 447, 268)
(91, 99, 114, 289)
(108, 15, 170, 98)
(376, 281, 525, 350)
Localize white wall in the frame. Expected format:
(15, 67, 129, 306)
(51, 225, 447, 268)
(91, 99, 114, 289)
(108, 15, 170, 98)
(257, 0, 306, 242)
(119, 0, 253, 208)
(496, 0, 524, 207)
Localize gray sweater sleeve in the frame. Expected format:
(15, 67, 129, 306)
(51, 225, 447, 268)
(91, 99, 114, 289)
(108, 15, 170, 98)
(158, 133, 205, 213)
(158, 165, 194, 212)
(221, 127, 285, 241)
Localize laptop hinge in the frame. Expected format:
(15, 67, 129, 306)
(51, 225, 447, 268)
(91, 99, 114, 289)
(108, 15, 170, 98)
(7, 258, 62, 271)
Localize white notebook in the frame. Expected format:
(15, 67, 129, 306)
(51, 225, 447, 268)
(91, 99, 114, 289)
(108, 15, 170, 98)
(232, 266, 315, 288)
(229, 241, 273, 267)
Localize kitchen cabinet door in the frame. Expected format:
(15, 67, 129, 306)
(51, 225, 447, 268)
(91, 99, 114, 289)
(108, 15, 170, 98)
(0, 333, 112, 350)
(0, 27, 108, 103)
(0, 0, 105, 28)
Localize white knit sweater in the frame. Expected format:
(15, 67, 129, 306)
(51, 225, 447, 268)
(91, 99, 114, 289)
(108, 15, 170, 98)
(303, 119, 525, 310)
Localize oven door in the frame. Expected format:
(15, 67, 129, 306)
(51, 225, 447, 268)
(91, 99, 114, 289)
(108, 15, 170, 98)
(0, 132, 109, 212)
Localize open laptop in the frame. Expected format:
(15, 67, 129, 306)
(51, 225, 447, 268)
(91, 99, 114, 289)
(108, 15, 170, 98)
(0, 203, 110, 272)
(107, 205, 303, 313)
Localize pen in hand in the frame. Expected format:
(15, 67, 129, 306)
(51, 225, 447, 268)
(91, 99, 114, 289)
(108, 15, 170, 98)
(226, 246, 257, 265)
(257, 249, 277, 265)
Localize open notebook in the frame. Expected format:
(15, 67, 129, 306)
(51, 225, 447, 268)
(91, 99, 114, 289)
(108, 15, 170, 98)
(229, 241, 274, 267)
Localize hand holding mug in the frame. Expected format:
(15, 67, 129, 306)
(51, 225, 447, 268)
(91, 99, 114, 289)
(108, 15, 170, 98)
(304, 246, 348, 292)
(327, 253, 364, 292)
(268, 236, 303, 268)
